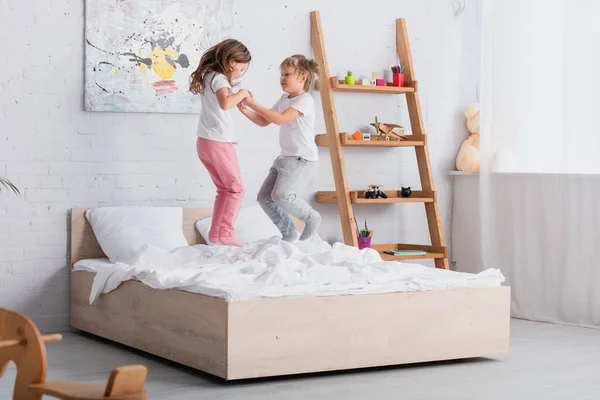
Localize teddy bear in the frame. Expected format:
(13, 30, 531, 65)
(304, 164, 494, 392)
(455, 103, 480, 174)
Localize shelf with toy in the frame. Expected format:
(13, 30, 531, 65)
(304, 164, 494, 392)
(448, 170, 479, 176)
(316, 189, 435, 204)
(310, 12, 449, 269)
(370, 243, 447, 261)
(316, 77, 416, 94)
(315, 133, 426, 147)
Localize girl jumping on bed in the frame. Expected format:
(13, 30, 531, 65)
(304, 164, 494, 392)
(189, 39, 252, 247)
(238, 54, 321, 241)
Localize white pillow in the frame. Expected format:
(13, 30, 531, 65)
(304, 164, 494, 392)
(195, 204, 284, 245)
(85, 206, 189, 263)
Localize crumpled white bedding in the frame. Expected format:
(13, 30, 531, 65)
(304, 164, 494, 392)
(74, 236, 505, 304)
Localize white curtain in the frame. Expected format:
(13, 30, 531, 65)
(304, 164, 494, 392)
(480, 0, 600, 327)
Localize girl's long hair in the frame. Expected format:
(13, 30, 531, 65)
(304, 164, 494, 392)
(280, 54, 320, 92)
(189, 39, 251, 95)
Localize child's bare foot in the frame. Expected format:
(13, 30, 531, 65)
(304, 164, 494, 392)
(219, 236, 244, 247)
(208, 236, 221, 244)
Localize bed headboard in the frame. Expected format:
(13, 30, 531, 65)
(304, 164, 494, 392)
(70, 208, 211, 267)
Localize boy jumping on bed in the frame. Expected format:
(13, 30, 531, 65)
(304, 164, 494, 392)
(239, 55, 321, 241)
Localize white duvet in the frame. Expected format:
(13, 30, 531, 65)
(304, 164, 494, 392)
(74, 237, 505, 304)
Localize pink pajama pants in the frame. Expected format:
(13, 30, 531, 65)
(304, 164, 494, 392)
(196, 137, 245, 240)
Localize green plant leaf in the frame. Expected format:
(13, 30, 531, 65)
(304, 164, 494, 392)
(0, 177, 20, 195)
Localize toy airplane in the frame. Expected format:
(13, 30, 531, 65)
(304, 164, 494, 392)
(370, 116, 406, 141)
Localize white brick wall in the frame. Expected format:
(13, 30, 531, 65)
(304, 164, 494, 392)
(0, 0, 480, 332)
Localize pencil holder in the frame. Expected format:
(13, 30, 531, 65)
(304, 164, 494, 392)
(393, 73, 405, 87)
(357, 235, 372, 250)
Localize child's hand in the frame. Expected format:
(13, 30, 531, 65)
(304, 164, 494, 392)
(237, 101, 246, 111)
(244, 93, 257, 107)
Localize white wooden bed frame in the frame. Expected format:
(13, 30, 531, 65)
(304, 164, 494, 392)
(70, 208, 510, 380)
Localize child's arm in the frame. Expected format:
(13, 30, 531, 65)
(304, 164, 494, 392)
(238, 103, 271, 127)
(216, 88, 250, 110)
(244, 97, 300, 126)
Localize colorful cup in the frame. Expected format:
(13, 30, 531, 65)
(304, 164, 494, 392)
(357, 236, 372, 250)
(393, 73, 405, 87)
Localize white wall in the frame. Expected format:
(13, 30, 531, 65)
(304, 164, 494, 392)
(0, 0, 480, 332)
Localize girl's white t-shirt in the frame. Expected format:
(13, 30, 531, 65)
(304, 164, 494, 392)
(197, 72, 235, 142)
(271, 93, 318, 161)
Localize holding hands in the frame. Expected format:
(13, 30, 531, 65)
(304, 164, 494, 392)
(244, 91, 256, 107)
(237, 89, 256, 111)
(235, 89, 250, 110)
(235, 89, 271, 127)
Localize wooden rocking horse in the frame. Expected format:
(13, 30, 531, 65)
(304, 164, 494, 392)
(0, 308, 148, 400)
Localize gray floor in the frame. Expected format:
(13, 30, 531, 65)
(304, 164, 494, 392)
(1, 319, 599, 399)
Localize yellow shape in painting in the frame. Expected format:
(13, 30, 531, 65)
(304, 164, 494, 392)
(150, 46, 178, 80)
(139, 63, 148, 73)
(114, 68, 119, 74)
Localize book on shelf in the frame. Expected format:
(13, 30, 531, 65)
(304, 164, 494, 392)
(385, 249, 427, 256)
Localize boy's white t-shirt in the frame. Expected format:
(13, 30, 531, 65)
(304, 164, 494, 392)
(197, 72, 235, 142)
(271, 93, 318, 161)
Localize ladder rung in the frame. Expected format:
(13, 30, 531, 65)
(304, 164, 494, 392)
(317, 190, 436, 204)
(370, 244, 447, 261)
(316, 133, 425, 147)
(316, 77, 417, 94)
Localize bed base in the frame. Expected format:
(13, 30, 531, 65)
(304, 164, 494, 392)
(70, 208, 510, 380)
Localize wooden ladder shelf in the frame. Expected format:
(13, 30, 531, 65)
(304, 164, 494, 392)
(310, 11, 448, 269)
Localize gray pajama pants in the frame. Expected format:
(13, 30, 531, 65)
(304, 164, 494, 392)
(257, 156, 319, 238)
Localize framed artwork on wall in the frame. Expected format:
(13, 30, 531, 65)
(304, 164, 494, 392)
(84, 0, 233, 114)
